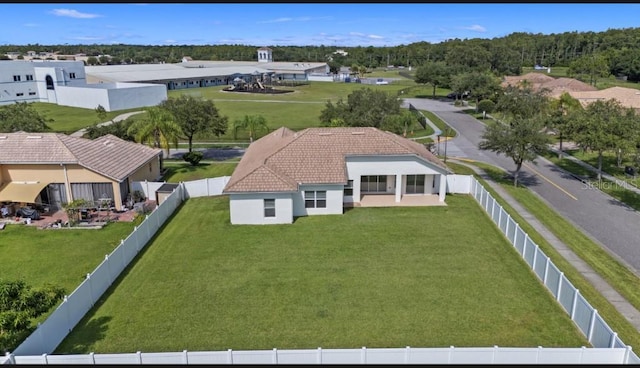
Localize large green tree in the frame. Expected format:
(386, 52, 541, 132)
(567, 54, 610, 87)
(127, 107, 182, 157)
(547, 92, 583, 159)
(0, 102, 51, 133)
(451, 71, 502, 112)
(414, 61, 450, 98)
(567, 99, 625, 180)
(160, 96, 228, 152)
(479, 86, 552, 186)
(319, 88, 402, 129)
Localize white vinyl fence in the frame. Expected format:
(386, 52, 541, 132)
(4, 175, 640, 364)
(4, 346, 635, 365)
(469, 177, 640, 364)
(9, 184, 185, 357)
(132, 177, 230, 200)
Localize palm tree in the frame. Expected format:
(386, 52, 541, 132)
(127, 107, 182, 157)
(232, 115, 269, 143)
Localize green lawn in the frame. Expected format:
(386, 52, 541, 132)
(0, 222, 139, 294)
(57, 195, 586, 353)
(161, 161, 237, 182)
(30, 103, 142, 134)
(454, 160, 640, 350)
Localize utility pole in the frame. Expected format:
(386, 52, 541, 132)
(443, 128, 449, 164)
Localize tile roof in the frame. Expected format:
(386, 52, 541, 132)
(0, 132, 161, 182)
(223, 127, 450, 193)
(568, 86, 640, 110)
(501, 73, 597, 97)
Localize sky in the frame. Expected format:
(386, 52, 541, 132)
(2, 3, 640, 47)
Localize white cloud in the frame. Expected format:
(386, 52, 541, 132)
(349, 32, 366, 37)
(463, 24, 487, 32)
(258, 17, 293, 24)
(164, 39, 177, 44)
(50, 9, 102, 19)
(368, 34, 384, 39)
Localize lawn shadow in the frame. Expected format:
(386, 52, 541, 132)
(55, 316, 112, 354)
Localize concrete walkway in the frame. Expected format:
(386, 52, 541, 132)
(450, 159, 640, 332)
(70, 111, 145, 138)
(549, 146, 640, 195)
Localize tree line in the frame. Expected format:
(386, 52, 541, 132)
(3, 27, 640, 79)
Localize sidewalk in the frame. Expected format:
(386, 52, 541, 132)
(70, 111, 145, 138)
(548, 146, 640, 195)
(450, 159, 640, 332)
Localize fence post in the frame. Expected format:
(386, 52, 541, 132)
(137, 351, 142, 364)
(571, 289, 580, 319)
(543, 256, 550, 285)
(588, 309, 598, 343)
(133, 226, 140, 251)
(505, 214, 510, 239)
(105, 254, 112, 284)
(522, 233, 528, 259)
(448, 346, 454, 364)
(90, 352, 95, 364)
(490, 199, 496, 221)
(273, 348, 278, 364)
(512, 222, 519, 247)
(5, 352, 15, 365)
(120, 240, 127, 268)
(497, 207, 503, 232)
(227, 349, 233, 364)
(41, 353, 48, 364)
(404, 346, 410, 364)
(557, 272, 564, 301)
(63, 295, 70, 332)
(532, 244, 539, 272)
(317, 347, 322, 365)
(145, 215, 151, 241)
(610, 332, 618, 348)
(182, 350, 189, 365)
(361, 347, 367, 364)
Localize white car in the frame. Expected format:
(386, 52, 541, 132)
(375, 78, 389, 85)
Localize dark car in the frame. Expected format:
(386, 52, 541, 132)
(446, 91, 470, 99)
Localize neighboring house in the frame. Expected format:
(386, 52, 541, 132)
(568, 86, 640, 112)
(222, 127, 452, 225)
(501, 72, 597, 98)
(0, 132, 162, 212)
(0, 60, 167, 111)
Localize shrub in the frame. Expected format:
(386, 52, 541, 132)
(183, 151, 204, 166)
(477, 99, 496, 114)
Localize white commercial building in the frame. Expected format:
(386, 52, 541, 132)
(0, 60, 167, 111)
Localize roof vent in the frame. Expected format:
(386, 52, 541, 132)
(351, 132, 365, 135)
(319, 132, 333, 136)
(103, 140, 114, 147)
(0, 136, 6, 139)
(26, 135, 42, 139)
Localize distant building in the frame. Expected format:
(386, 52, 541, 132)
(0, 60, 166, 111)
(257, 47, 273, 63)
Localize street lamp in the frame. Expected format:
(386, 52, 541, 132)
(443, 128, 450, 163)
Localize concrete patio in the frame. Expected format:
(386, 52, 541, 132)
(354, 194, 446, 207)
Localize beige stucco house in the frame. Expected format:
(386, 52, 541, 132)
(0, 132, 162, 212)
(223, 127, 451, 225)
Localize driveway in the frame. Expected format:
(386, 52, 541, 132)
(404, 98, 640, 274)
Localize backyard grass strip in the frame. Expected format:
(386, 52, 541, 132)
(57, 195, 586, 353)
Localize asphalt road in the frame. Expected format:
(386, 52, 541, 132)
(405, 98, 640, 274)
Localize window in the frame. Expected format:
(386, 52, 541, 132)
(264, 199, 276, 217)
(344, 180, 353, 196)
(25, 74, 33, 81)
(361, 175, 387, 193)
(406, 175, 426, 194)
(28, 92, 36, 96)
(13, 75, 20, 82)
(45, 75, 54, 90)
(16, 93, 24, 96)
(305, 191, 327, 208)
(69, 72, 76, 79)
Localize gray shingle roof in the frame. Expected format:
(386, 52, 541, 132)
(223, 127, 450, 193)
(0, 132, 161, 182)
